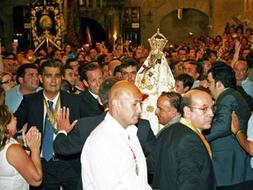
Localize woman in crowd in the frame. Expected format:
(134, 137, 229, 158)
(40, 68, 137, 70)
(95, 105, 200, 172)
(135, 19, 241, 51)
(0, 105, 42, 189)
(0, 72, 16, 91)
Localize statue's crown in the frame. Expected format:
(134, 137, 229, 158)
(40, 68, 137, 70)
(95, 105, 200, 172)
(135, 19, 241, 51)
(148, 28, 168, 52)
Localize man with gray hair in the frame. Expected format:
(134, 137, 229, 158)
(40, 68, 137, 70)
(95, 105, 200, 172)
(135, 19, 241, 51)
(152, 89, 216, 190)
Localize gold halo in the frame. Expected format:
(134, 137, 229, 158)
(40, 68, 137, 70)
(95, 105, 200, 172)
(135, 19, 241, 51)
(39, 15, 53, 30)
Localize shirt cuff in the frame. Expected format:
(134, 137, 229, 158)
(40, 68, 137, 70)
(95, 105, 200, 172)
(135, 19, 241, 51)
(57, 130, 67, 136)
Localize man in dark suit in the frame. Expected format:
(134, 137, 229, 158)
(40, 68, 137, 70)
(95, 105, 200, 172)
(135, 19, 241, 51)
(155, 91, 182, 136)
(152, 89, 216, 190)
(15, 60, 82, 190)
(206, 62, 253, 189)
(78, 63, 104, 117)
(54, 78, 156, 158)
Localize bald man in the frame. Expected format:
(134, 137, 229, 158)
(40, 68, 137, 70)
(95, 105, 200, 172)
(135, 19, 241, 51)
(81, 80, 151, 190)
(233, 60, 253, 97)
(152, 89, 216, 190)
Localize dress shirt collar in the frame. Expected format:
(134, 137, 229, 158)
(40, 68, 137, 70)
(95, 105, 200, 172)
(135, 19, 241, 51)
(43, 92, 60, 106)
(242, 76, 250, 85)
(165, 114, 181, 127)
(88, 89, 98, 99)
(105, 112, 138, 138)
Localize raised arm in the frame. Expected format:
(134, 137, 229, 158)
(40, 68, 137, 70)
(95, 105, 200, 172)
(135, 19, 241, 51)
(232, 112, 253, 156)
(6, 127, 42, 186)
(231, 40, 241, 68)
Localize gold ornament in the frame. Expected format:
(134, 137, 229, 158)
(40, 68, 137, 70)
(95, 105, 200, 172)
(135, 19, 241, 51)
(39, 15, 53, 30)
(43, 97, 60, 131)
(147, 85, 153, 90)
(146, 105, 154, 112)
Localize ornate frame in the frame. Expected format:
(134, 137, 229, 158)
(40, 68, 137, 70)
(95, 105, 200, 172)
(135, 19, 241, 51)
(31, 1, 64, 52)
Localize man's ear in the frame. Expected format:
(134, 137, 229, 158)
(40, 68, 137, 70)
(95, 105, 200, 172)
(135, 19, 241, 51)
(39, 75, 43, 84)
(183, 106, 191, 118)
(196, 73, 200, 79)
(83, 80, 89, 88)
(215, 81, 224, 90)
(184, 86, 190, 93)
(17, 77, 23, 84)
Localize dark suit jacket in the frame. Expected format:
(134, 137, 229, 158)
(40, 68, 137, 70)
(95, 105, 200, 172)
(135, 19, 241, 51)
(236, 86, 253, 111)
(15, 90, 82, 133)
(54, 112, 157, 158)
(79, 89, 104, 117)
(152, 123, 216, 190)
(14, 90, 83, 189)
(206, 88, 253, 186)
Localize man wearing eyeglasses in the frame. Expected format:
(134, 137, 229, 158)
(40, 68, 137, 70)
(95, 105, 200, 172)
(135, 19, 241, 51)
(152, 89, 216, 190)
(206, 62, 253, 190)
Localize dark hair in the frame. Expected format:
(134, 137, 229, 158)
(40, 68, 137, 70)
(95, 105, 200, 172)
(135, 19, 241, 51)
(66, 58, 78, 66)
(115, 36, 122, 44)
(97, 54, 107, 64)
(0, 85, 5, 97)
(61, 65, 74, 76)
(113, 65, 121, 76)
(98, 77, 119, 108)
(203, 49, 217, 60)
(183, 59, 202, 79)
(120, 58, 140, 72)
(246, 27, 253, 35)
(246, 51, 253, 68)
(16, 63, 38, 84)
(38, 60, 62, 75)
(236, 24, 244, 34)
(180, 91, 195, 116)
(78, 62, 101, 81)
(208, 61, 236, 88)
(160, 91, 182, 114)
(175, 74, 194, 90)
(0, 105, 12, 150)
(169, 61, 181, 72)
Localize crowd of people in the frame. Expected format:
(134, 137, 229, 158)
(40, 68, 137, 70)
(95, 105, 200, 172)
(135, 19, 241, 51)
(0, 21, 253, 190)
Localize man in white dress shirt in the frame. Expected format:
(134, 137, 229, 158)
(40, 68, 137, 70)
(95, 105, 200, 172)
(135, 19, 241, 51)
(81, 80, 151, 190)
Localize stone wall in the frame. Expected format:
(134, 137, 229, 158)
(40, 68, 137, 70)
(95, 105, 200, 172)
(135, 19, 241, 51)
(131, 0, 252, 46)
(0, 0, 252, 49)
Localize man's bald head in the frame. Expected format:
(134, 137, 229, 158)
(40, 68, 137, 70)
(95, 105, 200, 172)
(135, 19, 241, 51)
(109, 80, 143, 128)
(182, 89, 214, 130)
(109, 80, 142, 100)
(233, 60, 248, 82)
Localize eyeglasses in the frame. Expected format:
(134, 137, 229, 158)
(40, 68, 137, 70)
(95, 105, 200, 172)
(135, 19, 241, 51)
(1, 79, 14, 84)
(189, 105, 215, 114)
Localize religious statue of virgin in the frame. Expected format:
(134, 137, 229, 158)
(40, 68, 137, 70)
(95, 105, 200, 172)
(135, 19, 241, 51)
(135, 29, 175, 134)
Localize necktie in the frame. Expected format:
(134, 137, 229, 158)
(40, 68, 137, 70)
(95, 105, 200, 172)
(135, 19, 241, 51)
(42, 100, 54, 161)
